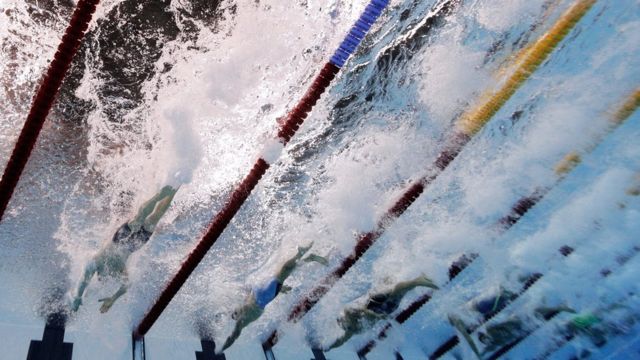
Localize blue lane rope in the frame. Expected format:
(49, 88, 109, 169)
(330, 0, 390, 68)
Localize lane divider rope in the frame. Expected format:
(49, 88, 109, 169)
(0, 0, 101, 222)
(264, 1, 596, 349)
(361, 86, 640, 358)
(486, 245, 640, 360)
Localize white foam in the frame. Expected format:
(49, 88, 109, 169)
(259, 138, 285, 164)
(1, 0, 639, 357)
(474, 0, 546, 32)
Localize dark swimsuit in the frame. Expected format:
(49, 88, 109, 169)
(475, 291, 517, 320)
(112, 223, 153, 252)
(366, 293, 401, 315)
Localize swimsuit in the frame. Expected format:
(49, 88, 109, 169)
(366, 293, 401, 315)
(475, 291, 516, 319)
(112, 223, 152, 252)
(254, 278, 283, 309)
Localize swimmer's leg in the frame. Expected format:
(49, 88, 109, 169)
(369, 275, 438, 314)
(275, 243, 323, 283)
(222, 303, 263, 351)
(390, 275, 439, 296)
(142, 190, 178, 232)
(129, 186, 178, 230)
(303, 253, 329, 266)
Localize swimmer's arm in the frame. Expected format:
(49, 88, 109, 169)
(76, 261, 97, 298)
(99, 283, 127, 313)
(71, 261, 97, 311)
(449, 314, 482, 359)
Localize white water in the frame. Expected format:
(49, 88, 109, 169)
(1, 0, 639, 359)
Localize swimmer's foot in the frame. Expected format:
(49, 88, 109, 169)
(416, 275, 439, 290)
(160, 185, 178, 197)
(297, 242, 313, 258)
(303, 253, 329, 266)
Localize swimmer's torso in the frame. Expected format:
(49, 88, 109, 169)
(253, 278, 282, 309)
(94, 223, 153, 278)
(111, 223, 152, 253)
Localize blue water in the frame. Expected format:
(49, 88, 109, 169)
(0, 0, 639, 359)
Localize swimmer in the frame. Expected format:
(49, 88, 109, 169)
(70, 185, 179, 313)
(222, 244, 328, 351)
(328, 275, 438, 350)
(451, 301, 574, 358)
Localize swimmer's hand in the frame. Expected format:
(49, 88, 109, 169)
(98, 297, 115, 313)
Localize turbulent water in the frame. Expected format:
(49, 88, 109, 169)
(1, 0, 639, 359)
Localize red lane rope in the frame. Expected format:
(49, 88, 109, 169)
(133, 63, 339, 339)
(0, 0, 100, 222)
(285, 134, 470, 320)
(258, 133, 470, 349)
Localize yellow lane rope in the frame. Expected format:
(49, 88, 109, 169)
(457, 0, 597, 136)
(555, 88, 640, 175)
